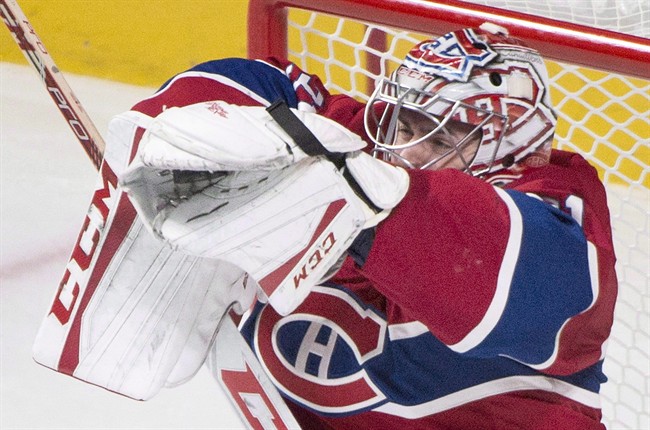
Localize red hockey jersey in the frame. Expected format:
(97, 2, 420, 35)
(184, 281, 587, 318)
(124, 58, 618, 429)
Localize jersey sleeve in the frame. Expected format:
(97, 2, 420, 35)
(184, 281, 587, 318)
(131, 58, 307, 116)
(264, 57, 369, 143)
(357, 157, 615, 375)
(128, 57, 369, 144)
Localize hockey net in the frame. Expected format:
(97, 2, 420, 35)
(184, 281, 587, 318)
(248, 0, 649, 428)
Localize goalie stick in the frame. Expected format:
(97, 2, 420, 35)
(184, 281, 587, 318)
(0, 1, 300, 429)
(0, 0, 103, 169)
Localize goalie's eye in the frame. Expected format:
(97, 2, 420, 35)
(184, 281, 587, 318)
(396, 122, 414, 144)
(429, 135, 455, 150)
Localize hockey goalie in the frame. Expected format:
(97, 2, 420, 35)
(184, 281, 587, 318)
(33, 24, 617, 430)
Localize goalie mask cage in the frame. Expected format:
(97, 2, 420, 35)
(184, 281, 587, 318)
(248, 0, 650, 428)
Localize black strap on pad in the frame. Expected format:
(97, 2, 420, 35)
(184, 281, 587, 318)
(266, 100, 381, 213)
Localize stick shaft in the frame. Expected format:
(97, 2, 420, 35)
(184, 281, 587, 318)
(0, 0, 105, 169)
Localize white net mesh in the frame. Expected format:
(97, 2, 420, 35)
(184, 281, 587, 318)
(461, 0, 650, 37)
(283, 5, 649, 429)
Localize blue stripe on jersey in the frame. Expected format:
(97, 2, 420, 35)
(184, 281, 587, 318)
(159, 58, 299, 107)
(365, 330, 604, 409)
(468, 189, 594, 364)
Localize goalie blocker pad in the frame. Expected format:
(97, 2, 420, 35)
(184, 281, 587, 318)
(120, 101, 409, 315)
(142, 157, 370, 316)
(32, 113, 256, 401)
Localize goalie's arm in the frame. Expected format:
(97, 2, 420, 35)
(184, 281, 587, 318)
(131, 58, 327, 118)
(356, 168, 596, 370)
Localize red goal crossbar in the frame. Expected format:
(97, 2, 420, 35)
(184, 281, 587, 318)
(247, 0, 650, 80)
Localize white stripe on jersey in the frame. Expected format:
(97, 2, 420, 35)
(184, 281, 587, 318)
(141, 71, 273, 107)
(373, 374, 601, 418)
(447, 186, 522, 353)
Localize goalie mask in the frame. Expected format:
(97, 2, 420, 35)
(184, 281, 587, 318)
(364, 23, 557, 176)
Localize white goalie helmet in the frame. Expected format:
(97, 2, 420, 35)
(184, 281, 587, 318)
(364, 23, 557, 176)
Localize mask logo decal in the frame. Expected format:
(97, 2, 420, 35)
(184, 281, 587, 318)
(404, 29, 497, 82)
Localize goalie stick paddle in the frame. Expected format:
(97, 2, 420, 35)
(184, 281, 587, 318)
(1, 1, 300, 428)
(209, 306, 302, 430)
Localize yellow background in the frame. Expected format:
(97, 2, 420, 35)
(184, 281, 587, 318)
(1, 0, 250, 87)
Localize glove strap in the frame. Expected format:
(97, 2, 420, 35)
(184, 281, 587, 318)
(266, 100, 381, 213)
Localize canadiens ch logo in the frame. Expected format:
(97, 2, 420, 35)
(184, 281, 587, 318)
(254, 286, 388, 415)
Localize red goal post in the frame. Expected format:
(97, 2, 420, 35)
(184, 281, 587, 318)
(246, 1, 649, 429)
(248, 0, 650, 79)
